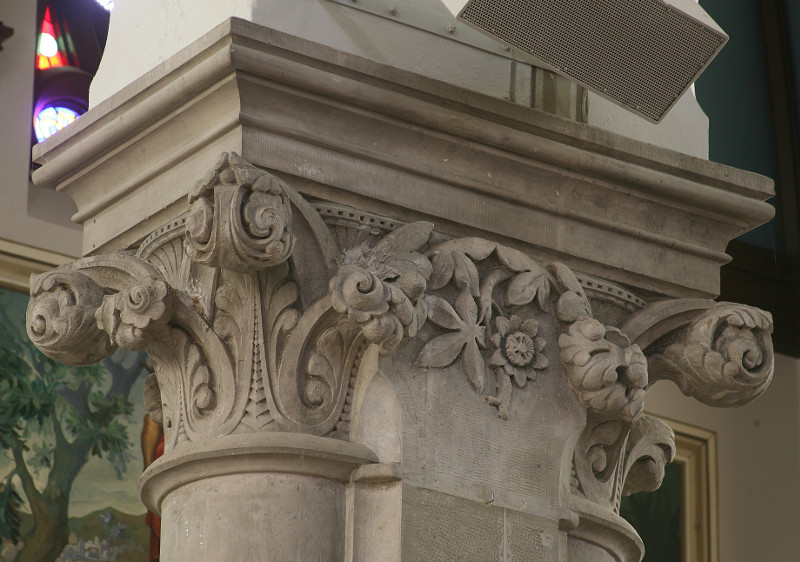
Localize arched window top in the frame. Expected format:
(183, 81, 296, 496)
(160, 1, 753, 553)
(36, 6, 66, 70)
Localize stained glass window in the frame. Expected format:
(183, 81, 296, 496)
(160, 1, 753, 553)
(36, 7, 66, 70)
(33, 105, 81, 143)
(32, 2, 110, 146)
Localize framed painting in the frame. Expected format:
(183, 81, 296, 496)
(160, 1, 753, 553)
(0, 239, 153, 562)
(620, 416, 718, 562)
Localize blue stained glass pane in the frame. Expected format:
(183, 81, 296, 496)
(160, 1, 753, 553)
(34, 105, 82, 142)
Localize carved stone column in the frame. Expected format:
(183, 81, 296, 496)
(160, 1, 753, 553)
(29, 19, 774, 562)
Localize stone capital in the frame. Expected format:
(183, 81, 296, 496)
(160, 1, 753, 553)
(28, 151, 774, 560)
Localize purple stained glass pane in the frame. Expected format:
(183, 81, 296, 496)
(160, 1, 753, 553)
(34, 105, 81, 142)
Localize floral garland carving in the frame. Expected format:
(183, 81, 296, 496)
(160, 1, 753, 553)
(328, 226, 643, 420)
(416, 238, 557, 419)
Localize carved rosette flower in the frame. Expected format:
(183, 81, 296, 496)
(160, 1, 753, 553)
(484, 315, 549, 419)
(185, 152, 295, 272)
(559, 318, 647, 422)
(27, 271, 115, 365)
(489, 315, 548, 386)
(649, 304, 773, 407)
(97, 277, 174, 350)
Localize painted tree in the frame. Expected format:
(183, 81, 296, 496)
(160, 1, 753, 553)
(0, 289, 148, 562)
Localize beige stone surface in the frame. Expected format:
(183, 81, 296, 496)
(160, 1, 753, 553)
(160, 473, 346, 561)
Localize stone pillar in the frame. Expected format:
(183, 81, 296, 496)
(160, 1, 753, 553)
(28, 19, 775, 562)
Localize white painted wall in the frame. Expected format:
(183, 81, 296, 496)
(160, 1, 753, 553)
(645, 353, 800, 561)
(0, 2, 81, 257)
(90, 0, 710, 159)
(90, 0, 516, 109)
(587, 91, 710, 159)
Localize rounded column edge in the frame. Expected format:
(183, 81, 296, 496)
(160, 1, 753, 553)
(139, 432, 379, 513)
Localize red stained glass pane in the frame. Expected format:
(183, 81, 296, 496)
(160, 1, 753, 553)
(37, 6, 66, 70)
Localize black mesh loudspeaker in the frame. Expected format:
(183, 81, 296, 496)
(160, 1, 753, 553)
(443, 0, 727, 122)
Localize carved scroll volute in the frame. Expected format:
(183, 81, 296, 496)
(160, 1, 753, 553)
(570, 416, 630, 509)
(27, 270, 115, 365)
(185, 152, 295, 272)
(26, 255, 242, 450)
(623, 300, 774, 407)
(27, 258, 175, 363)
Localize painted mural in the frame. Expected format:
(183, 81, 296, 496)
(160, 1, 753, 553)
(0, 287, 150, 562)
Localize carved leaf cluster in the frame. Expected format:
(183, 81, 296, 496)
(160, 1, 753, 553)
(559, 319, 647, 423)
(417, 290, 487, 391)
(330, 222, 433, 354)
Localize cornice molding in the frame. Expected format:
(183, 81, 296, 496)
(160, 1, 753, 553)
(0, 238, 75, 293)
(31, 19, 773, 298)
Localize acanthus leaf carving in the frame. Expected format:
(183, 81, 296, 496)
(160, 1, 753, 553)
(571, 413, 676, 511)
(571, 416, 630, 510)
(621, 415, 675, 497)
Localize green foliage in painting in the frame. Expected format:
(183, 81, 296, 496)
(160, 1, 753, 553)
(0, 480, 22, 545)
(0, 288, 149, 562)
